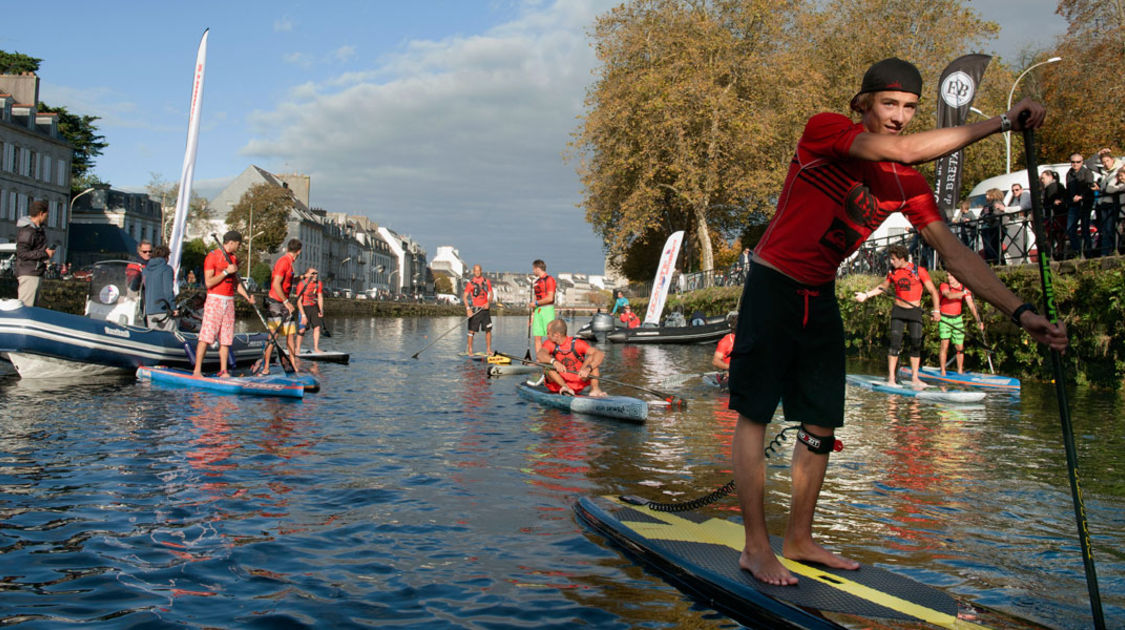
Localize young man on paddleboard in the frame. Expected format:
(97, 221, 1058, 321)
(728, 57, 1067, 587)
(295, 267, 325, 355)
(261, 239, 302, 375)
(463, 264, 494, 356)
(538, 319, 606, 397)
(854, 244, 941, 387)
(935, 271, 984, 375)
(193, 231, 256, 378)
(529, 259, 556, 355)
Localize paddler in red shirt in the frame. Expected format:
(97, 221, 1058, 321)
(854, 244, 941, 387)
(619, 304, 641, 328)
(537, 319, 606, 397)
(728, 58, 1065, 588)
(260, 238, 302, 375)
(192, 231, 256, 378)
(463, 264, 494, 355)
(937, 272, 983, 375)
(712, 312, 737, 371)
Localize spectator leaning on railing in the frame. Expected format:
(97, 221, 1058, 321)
(1093, 149, 1122, 257)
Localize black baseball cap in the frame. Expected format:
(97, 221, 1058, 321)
(857, 57, 922, 96)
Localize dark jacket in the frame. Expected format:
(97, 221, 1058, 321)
(14, 216, 49, 278)
(142, 256, 176, 317)
(1044, 181, 1067, 218)
(1066, 166, 1095, 208)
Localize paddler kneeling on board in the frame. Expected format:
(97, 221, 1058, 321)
(728, 58, 1067, 587)
(538, 319, 607, 397)
(711, 312, 737, 379)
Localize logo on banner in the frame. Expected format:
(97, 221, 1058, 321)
(940, 71, 975, 109)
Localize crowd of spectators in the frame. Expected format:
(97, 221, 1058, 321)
(951, 147, 1124, 263)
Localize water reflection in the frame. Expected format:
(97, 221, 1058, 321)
(0, 318, 1120, 628)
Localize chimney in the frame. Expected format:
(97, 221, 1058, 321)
(0, 72, 40, 107)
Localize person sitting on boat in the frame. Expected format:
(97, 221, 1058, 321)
(261, 239, 303, 375)
(142, 244, 177, 332)
(193, 231, 256, 378)
(538, 318, 606, 398)
(937, 272, 983, 376)
(529, 259, 556, 355)
(464, 264, 494, 356)
(610, 290, 629, 315)
(728, 57, 1065, 588)
(295, 267, 325, 355)
(854, 244, 940, 387)
(126, 239, 153, 295)
(619, 304, 641, 329)
(712, 312, 737, 371)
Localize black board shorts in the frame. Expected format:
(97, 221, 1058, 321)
(468, 309, 493, 333)
(728, 263, 845, 429)
(302, 307, 322, 330)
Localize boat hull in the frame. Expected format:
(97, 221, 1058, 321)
(0, 300, 264, 378)
(607, 321, 729, 345)
(516, 382, 647, 422)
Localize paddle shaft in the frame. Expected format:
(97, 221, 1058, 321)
(410, 309, 478, 359)
(496, 352, 684, 406)
(524, 283, 534, 360)
(209, 234, 295, 374)
(1021, 121, 1105, 629)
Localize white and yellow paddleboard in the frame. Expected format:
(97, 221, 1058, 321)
(575, 495, 1046, 630)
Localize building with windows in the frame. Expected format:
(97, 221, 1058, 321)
(376, 227, 428, 297)
(0, 73, 72, 261)
(70, 187, 163, 246)
(430, 246, 467, 295)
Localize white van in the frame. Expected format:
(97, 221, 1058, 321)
(965, 163, 1070, 215)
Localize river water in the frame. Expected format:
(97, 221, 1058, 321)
(0, 315, 1121, 629)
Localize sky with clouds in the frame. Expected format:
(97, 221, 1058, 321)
(2, 0, 1066, 275)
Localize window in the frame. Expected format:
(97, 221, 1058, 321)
(56, 159, 65, 186)
(0, 187, 5, 220)
(2, 143, 11, 171)
(48, 200, 57, 228)
(30, 151, 38, 179)
(17, 194, 27, 217)
(7, 192, 14, 219)
(41, 154, 51, 183)
(19, 148, 30, 177)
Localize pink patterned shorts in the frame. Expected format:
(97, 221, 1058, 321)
(199, 295, 236, 346)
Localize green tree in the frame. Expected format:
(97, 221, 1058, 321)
(38, 102, 108, 193)
(0, 51, 41, 74)
(147, 173, 213, 243)
(180, 238, 209, 281)
(226, 183, 295, 271)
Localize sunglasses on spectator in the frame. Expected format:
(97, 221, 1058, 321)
(140, 249, 152, 253)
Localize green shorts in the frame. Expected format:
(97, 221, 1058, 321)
(938, 314, 965, 344)
(531, 305, 556, 337)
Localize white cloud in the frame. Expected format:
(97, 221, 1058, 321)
(283, 52, 313, 68)
(274, 16, 294, 32)
(240, 0, 616, 274)
(333, 45, 356, 63)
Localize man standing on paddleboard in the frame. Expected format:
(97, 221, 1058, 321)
(193, 231, 256, 378)
(463, 264, 494, 356)
(261, 239, 302, 375)
(728, 57, 1068, 587)
(529, 259, 556, 355)
(854, 244, 941, 387)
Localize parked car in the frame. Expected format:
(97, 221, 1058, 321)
(72, 265, 94, 282)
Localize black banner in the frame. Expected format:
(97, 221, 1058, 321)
(933, 54, 992, 219)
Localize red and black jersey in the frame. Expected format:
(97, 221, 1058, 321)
(754, 113, 944, 285)
(542, 336, 591, 391)
(295, 278, 322, 307)
(533, 274, 556, 304)
(464, 276, 491, 309)
(885, 263, 930, 306)
(938, 282, 971, 316)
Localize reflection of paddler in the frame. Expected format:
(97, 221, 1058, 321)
(529, 259, 556, 355)
(537, 319, 606, 398)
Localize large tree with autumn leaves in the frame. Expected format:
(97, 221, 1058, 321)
(572, 0, 1033, 281)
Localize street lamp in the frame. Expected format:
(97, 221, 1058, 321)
(1006, 56, 1062, 173)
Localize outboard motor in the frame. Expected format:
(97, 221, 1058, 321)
(590, 312, 616, 343)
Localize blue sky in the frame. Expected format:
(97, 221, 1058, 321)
(2, 0, 1066, 275)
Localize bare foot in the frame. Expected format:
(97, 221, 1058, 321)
(885, 379, 898, 387)
(782, 538, 859, 571)
(740, 548, 797, 586)
(587, 388, 608, 398)
(910, 380, 929, 389)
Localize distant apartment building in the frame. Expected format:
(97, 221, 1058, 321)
(377, 227, 428, 296)
(430, 246, 467, 295)
(70, 187, 163, 246)
(0, 73, 72, 261)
